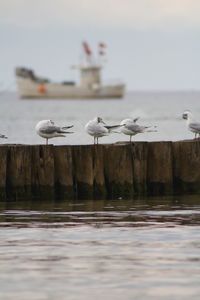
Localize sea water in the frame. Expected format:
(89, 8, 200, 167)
(0, 196, 200, 300)
(0, 91, 200, 299)
(0, 91, 199, 144)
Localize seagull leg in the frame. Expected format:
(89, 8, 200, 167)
(195, 133, 197, 139)
(130, 135, 132, 143)
(46, 138, 48, 145)
(94, 137, 96, 145)
(97, 137, 99, 145)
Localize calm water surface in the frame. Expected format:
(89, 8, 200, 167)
(1, 196, 200, 300)
(1, 91, 200, 299)
(0, 91, 200, 144)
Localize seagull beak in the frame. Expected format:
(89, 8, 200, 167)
(101, 120, 106, 124)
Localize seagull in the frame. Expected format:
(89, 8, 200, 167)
(182, 110, 200, 139)
(0, 134, 7, 140)
(85, 117, 121, 144)
(35, 119, 74, 145)
(120, 117, 157, 142)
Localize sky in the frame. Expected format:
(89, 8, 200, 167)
(1, 0, 200, 91)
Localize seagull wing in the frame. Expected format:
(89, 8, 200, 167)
(40, 125, 64, 134)
(189, 122, 200, 132)
(86, 122, 108, 135)
(125, 123, 144, 133)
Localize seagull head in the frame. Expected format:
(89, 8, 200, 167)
(182, 110, 192, 120)
(96, 117, 105, 124)
(49, 119, 55, 125)
(120, 118, 133, 126)
(133, 117, 140, 123)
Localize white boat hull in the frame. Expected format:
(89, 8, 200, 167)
(16, 78, 125, 99)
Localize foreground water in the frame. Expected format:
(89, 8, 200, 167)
(0, 196, 200, 300)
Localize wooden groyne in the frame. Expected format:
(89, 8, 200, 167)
(0, 140, 200, 200)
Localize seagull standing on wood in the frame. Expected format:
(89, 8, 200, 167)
(36, 120, 74, 144)
(85, 117, 121, 144)
(120, 117, 157, 142)
(182, 110, 200, 139)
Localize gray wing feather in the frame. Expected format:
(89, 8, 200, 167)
(40, 126, 61, 134)
(40, 125, 74, 134)
(189, 123, 200, 132)
(126, 124, 144, 132)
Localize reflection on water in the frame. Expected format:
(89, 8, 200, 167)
(0, 196, 200, 300)
(1, 196, 200, 228)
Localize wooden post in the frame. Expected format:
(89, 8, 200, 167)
(0, 141, 200, 201)
(72, 145, 94, 199)
(92, 145, 106, 199)
(104, 143, 134, 199)
(54, 146, 74, 199)
(31, 145, 55, 199)
(6, 145, 32, 200)
(131, 142, 148, 195)
(0, 146, 8, 200)
(173, 140, 200, 194)
(147, 142, 173, 195)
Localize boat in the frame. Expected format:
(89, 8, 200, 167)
(15, 42, 125, 99)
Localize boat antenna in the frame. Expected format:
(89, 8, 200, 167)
(98, 42, 107, 66)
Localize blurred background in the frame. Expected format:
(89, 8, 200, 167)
(1, 4, 200, 300)
(1, 0, 200, 144)
(1, 0, 200, 90)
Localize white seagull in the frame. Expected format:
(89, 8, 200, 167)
(182, 110, 200, 139)
(120, 117, 157, 142)
(85, 117, 121, 144)
(36, 120, 74, 144)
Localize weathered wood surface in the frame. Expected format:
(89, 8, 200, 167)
(131, 142, 148, 195)
(147, 142, 173, 195)
(31, 145, 54, 198)
(0, 140, 200, 200)
(54, 146, 73, 199)
(0, 146, 8, 199)
(172, 141, 200, 194)
(7, 145, 32, 199)
(72, 145, 94, 199)
(104, 144, 134, 198)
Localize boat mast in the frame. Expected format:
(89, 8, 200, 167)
(80, 41, 102, 89)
